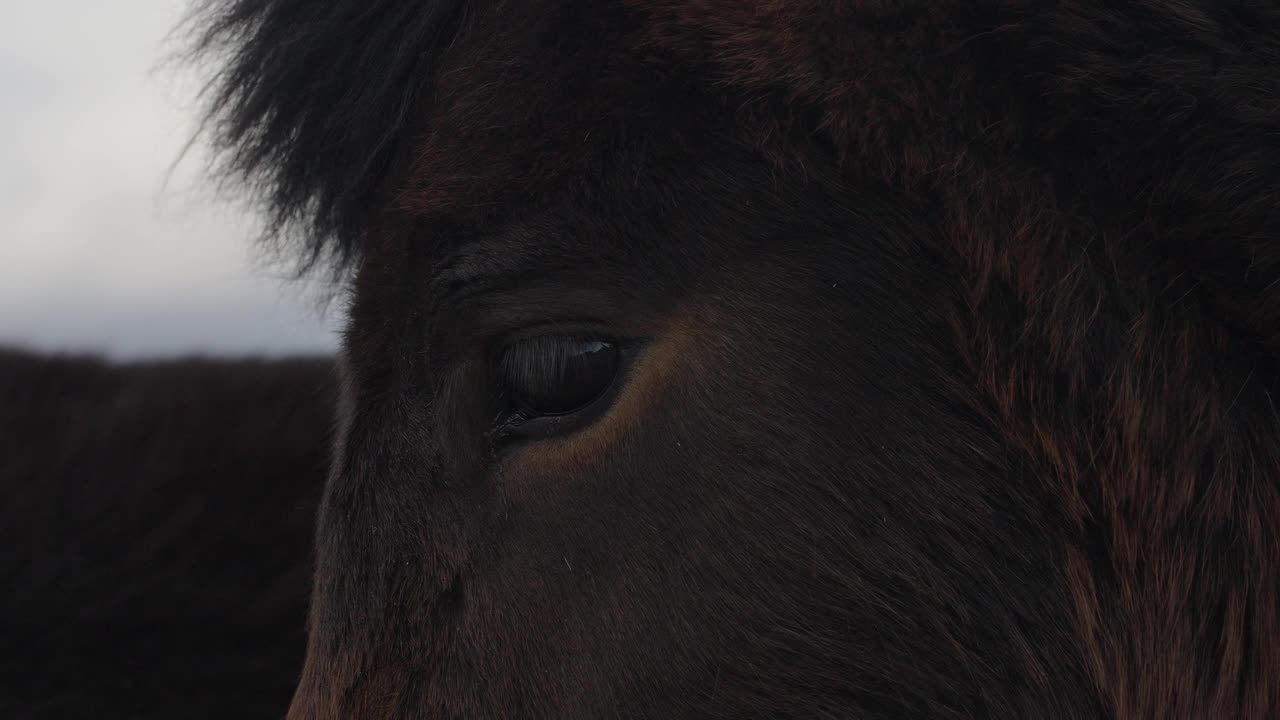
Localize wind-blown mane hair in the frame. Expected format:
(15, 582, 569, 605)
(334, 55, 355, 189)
(188, 0, 466, 271)
(189, 0, 1280, 335)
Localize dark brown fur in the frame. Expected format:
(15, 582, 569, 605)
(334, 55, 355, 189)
(624, 4, 1280, 716)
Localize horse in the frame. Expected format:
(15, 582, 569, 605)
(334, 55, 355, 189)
(189, 0, 1280, 716)
(13, 0, 1279, 716)
(0, 349, 333, 718)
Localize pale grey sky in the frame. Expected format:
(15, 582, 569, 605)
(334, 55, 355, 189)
(1, 1, 340, 358)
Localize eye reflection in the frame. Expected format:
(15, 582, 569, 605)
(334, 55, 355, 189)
(499, 336, 620, 419)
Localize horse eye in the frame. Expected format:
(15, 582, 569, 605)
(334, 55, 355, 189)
(499, 336, 620, 419)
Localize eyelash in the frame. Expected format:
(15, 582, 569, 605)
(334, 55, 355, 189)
(488, 336, 636, 443)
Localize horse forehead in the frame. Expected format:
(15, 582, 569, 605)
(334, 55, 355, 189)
(397, 2, 701, 220)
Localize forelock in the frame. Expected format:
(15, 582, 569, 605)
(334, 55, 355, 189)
(186, 0, 467, 275)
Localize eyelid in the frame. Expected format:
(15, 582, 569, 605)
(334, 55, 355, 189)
(495, 321, 619, 351)
(504, 339, 618, 410)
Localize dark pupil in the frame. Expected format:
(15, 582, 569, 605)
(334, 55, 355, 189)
(502, 337, 619, 416)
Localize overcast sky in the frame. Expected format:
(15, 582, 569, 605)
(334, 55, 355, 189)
(1, 1, 340, 358)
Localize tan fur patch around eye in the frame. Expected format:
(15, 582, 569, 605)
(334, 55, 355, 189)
(501, 314, 694, 480)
